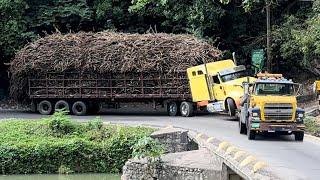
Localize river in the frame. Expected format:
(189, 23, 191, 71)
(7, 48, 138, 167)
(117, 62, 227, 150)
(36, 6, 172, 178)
(0, 173, 120, 180)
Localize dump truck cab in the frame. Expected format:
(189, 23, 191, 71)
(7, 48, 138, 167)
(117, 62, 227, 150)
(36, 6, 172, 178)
(187, 59, 256, 116)
(239, 73, 305, 141)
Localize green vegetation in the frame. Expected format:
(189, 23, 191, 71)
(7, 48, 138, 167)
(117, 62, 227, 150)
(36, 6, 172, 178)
(305, 116, 320, 137)
(0, 111, 155, 174)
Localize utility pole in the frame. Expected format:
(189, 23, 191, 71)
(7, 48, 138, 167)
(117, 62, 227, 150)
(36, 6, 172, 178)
(266, 0, 271, 72)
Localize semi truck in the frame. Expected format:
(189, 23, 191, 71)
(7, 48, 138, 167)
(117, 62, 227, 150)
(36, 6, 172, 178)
(238, 73, 305, 141)
(29, 59, 255, 116)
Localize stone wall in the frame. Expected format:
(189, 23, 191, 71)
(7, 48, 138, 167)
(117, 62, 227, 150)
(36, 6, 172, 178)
(122, 149, 222, 180)
(150, 127, 198, 153)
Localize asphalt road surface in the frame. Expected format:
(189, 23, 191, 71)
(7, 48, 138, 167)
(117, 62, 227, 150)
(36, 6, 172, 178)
(1, 108, 320, 180)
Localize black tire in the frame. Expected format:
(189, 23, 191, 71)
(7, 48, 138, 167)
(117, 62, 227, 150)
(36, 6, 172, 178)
(72, 101, 87, 116)
(227, 98, 236, 117)
(239, 120, 247, 134)
(38, 100, 53, 115)
(54, 100, 70, 112)
(180, 101, 193, 117)
(247, 130, 256, 140)
(167, 101, 178, 116)
(294, 131, 304, 141)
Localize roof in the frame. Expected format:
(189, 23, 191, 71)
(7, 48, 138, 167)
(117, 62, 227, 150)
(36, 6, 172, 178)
(255, 78, 294, 84)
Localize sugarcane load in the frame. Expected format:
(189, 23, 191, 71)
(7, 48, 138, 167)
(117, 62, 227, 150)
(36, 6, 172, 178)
(10, 31, 254, 116)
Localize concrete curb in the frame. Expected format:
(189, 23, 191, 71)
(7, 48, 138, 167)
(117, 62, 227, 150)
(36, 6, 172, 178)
(187, 130, 280, 180)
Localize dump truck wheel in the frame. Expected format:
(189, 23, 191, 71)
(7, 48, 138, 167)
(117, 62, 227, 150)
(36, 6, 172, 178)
(72, 101, 87, 116)
(294, 131, 304, 141)
(239, 120, 247, 134)
(54, 100, 70, 112)
(38, 100, 53, 115)
(247, 130, 255, 140)
(167, 101, 178, 116)
(227, 98, 236, 117)
(180, 101, 193, 117)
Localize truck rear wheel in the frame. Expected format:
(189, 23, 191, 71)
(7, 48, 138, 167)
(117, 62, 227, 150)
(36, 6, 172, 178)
(294, 131, 304, 141)
(38, 100, 53, 115)
(227, 98, 236, 117)
(167, 101, 179, 116)
(180, 101, 193, 117)
(54, 100, 70, 112)
(72, 101, 87, 116)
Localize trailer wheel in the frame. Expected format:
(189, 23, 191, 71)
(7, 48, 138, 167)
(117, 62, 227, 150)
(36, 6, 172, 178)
(38, 100, 53, 115)
(294, 131, 304, 141)
(227, 98, 236, 117)
(72, 101, 87, 116)
(180, 101, 193, 117)
(54, 100, 70, 112)
(167, 101, 178, 116)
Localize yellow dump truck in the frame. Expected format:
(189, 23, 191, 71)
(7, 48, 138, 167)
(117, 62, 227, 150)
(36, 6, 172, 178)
(314, 80, 320, 96)
(239, 73, 305, 141)
(186, 59, 256, 117)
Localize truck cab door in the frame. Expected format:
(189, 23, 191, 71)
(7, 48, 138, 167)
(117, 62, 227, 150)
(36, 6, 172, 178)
(212, 75, 225, 101)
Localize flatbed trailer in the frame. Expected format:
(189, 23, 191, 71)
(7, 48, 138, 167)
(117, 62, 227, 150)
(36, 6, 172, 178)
(29, 71, 192, 116)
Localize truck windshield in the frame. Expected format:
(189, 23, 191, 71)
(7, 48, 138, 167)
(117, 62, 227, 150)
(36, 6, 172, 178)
(255, 83, 294, 96)
(220, 70, 247, 82)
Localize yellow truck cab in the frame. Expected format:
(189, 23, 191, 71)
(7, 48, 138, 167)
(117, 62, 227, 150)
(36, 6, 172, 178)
(239, 73, 305, 141)
(186, 59, 256, 116)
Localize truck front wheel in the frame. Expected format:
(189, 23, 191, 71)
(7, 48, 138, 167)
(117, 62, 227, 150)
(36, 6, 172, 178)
(294, 131, 304, 141)
(227, 98, 236, 117)
(180, 101, 193, 117)
(247, 130, 256, 140)
(38, 100, 53, 115)
(167, 101, 179, 116)
(239, 120, 247, 134)
(72, 101, 87, 116)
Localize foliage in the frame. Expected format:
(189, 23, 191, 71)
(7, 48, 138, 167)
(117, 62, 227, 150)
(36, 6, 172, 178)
(130, 0, 225, 38)
(132, 136, 164, 161)
(305, 116, 320, 137)
(48, 110, 77, 137)
(0, 114, 154, 174)
(271, 1, 319, 74)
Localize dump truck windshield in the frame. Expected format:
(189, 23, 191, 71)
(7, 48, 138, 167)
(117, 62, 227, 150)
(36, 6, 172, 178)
(220, 70, 247, 82)
(254, 83, 294, 96)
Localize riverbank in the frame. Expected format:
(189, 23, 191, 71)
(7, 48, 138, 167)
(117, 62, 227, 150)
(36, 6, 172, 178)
(0, 111, 154, 174)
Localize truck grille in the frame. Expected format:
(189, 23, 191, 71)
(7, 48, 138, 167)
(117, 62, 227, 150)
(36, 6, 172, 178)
(264, 103, 293, 121)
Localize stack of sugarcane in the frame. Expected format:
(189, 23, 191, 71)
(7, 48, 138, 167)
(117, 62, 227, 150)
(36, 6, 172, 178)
(10, 31, 221, 101)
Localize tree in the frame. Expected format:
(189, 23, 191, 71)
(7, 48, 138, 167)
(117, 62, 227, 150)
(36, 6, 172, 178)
(0, 0, 35, 62)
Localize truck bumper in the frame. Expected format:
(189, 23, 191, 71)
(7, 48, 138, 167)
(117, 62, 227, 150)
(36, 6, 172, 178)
(250, 122, 305, 133)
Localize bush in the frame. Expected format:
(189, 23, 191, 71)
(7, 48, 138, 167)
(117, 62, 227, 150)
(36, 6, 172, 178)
(48, 110, 77, 137)
(0, 114, 154, 174)
(305, 116, 320, 137)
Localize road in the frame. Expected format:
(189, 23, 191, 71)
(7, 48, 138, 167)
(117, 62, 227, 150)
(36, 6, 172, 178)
(1, 108, 320, 180)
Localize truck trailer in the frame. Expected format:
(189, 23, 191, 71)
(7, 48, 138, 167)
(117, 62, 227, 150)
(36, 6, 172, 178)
(28, 59, 255, 116)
